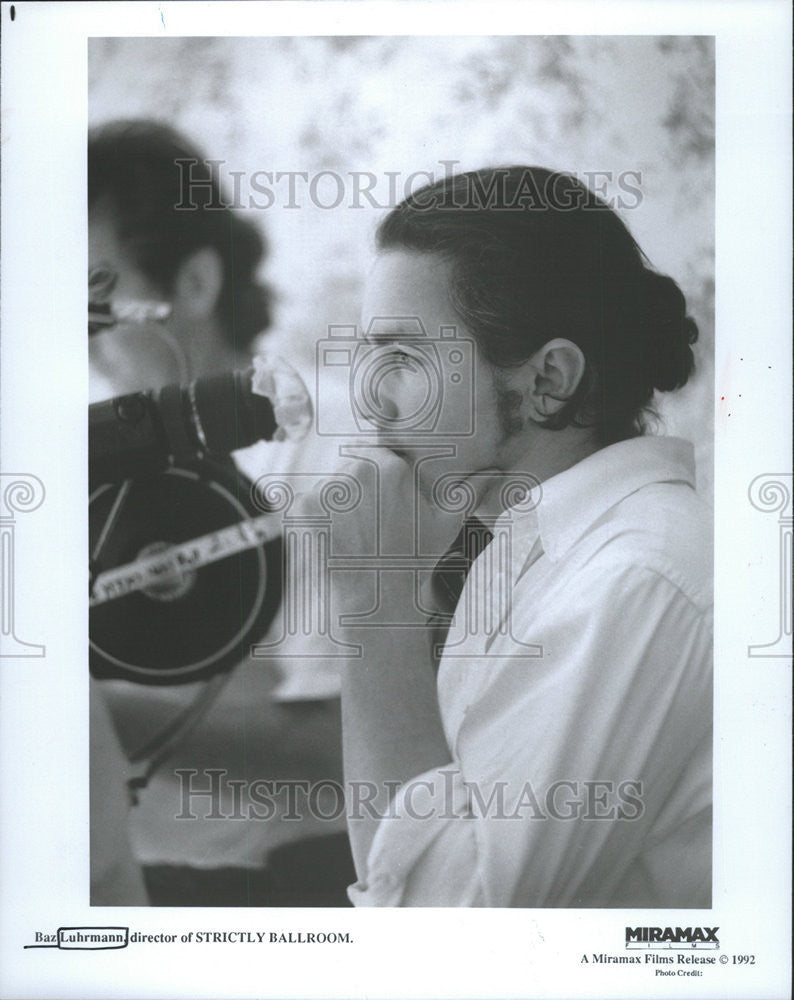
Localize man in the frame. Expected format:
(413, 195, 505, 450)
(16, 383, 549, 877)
(315, 166, 712, 907)
(88, 118, 271, 398)
(88, 119, 354, 905)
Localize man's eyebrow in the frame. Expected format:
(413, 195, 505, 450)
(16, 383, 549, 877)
(362, 321, 425, 342)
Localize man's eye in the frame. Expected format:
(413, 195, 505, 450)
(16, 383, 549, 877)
(389, 343, 421, 362)
(364, 340, 424, 366)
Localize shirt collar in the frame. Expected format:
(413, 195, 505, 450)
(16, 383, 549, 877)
(494, 436, 697, 564)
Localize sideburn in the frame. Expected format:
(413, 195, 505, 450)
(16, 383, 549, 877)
(494, 383, 527, 438)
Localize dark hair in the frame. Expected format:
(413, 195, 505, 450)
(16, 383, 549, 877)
(88, 119, 271, 348)
(377, 166, 698, 443)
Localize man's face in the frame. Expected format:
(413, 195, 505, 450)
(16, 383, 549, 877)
(89, 199, 184, 396)
(360, 250, 521, 498)
(89, 198, 166, 306)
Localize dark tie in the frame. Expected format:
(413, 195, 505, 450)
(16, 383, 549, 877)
(427, 517, 493, 665)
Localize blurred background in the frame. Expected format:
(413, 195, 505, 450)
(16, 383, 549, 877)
(89, 34, 714, 495)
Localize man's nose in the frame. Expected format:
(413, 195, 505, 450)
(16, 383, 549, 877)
(358, 362, 403, 427)
(371, 391, 401, 426)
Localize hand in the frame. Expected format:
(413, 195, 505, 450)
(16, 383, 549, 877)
(290, 448, 461, 628)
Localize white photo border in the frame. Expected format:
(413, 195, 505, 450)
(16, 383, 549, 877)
(0, 2, 790, 999)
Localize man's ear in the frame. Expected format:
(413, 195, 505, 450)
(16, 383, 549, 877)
(526, 338, 586, 419)
(172, 247, 224, 320)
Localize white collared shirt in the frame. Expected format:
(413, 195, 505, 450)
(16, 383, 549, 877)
(349, 436, 713, 907)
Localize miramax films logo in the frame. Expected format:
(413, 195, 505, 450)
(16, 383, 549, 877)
(625, 926, 720, 950)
